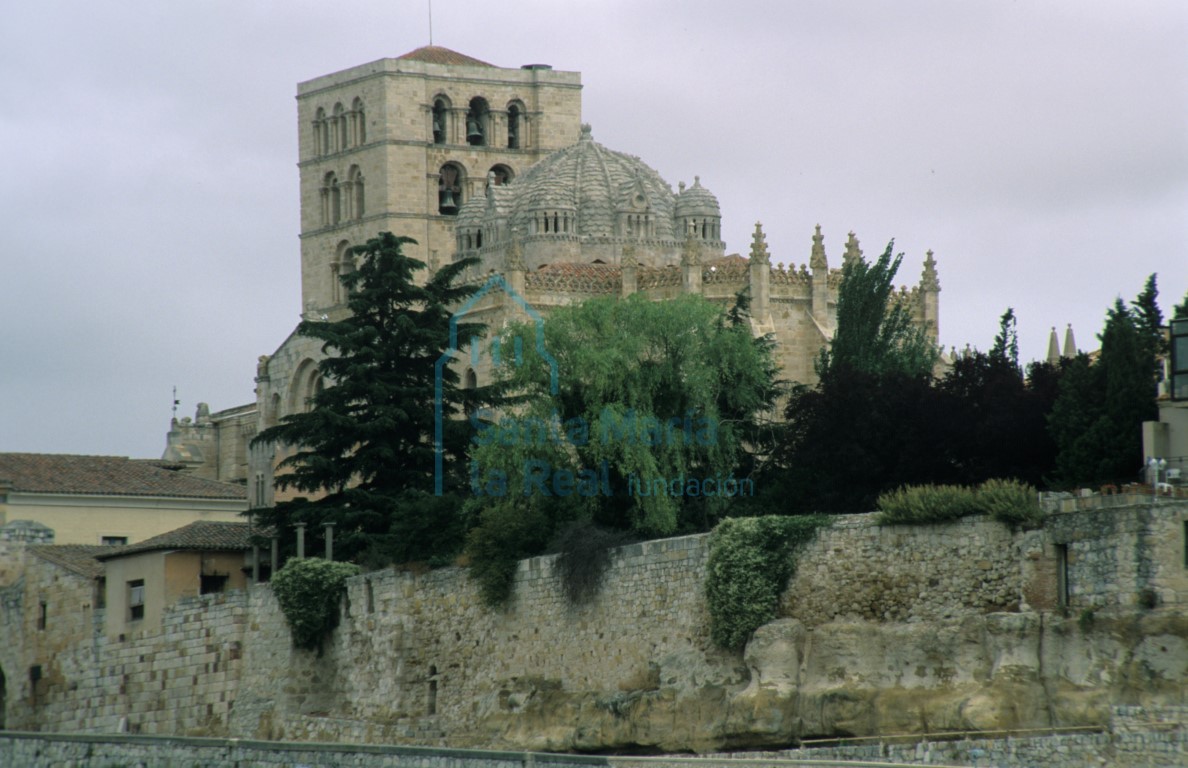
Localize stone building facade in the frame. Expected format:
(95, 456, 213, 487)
(163, 45, 941, 502)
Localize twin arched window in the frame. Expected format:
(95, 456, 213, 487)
(312, 97, 366, 156)
(320, 166, 365, 227)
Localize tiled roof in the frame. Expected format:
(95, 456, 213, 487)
(95, 521, 255, 561)
(397, 46, 493, 68)
(0, 454, 245, 500)
(526, 262, 622, 293)
(28, 544, 108, 580)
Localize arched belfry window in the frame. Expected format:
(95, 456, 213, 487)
(351, 97, 366, 145)
(489, 164, 513, 186)
(347, 165, 364, 220)
(333, 240, 354, 303)
(466, 97, 489, 147)
(313, 108, 328, 156)
(321, 171, 341, 226)
(506, 102, 523, 149)
(438, 163, 464, 215)
(332, 103, 346, 152)
(432, 97, 449, 144)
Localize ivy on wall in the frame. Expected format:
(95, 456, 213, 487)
(704, 515, 830, 650)
(270, 557, 360, 651)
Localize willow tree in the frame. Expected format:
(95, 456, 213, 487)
(465, 292, 779, 603)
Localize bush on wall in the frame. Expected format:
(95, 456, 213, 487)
(876, 478, 1043, 528)
(705, 515, 829, 650)
(271, 557, 360, 651)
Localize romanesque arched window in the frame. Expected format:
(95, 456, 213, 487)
(432, 96, 450, 144)
(467, 97, 489, 147)
(313, 107, 328, 156)
(351, 97, 366, 145)
(489, 164, 513, 186)
(347, 165, 364, 220)
(321, 171, 341, 226)
(506, 101, 524, 149)
(332, 240, 354, 303)
(438, 163, 464, 215)
(331, 103, 346, 152)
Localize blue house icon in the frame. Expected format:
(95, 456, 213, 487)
(434, 274, 558, 495)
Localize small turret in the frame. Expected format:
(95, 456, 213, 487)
(918, 249, 940, 341)
(1047, 327, 1061, 366)
(843, 232, 863, 269)
(748, 222, 771, 322)
(810, 225, 829, 329)
(1063, 324, 1077, 358)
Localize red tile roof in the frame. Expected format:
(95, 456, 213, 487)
(0, 453, 245, 500)
(95, 521, 256, 561)
(397, 46, 493, 68)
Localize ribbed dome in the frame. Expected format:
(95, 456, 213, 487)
(454, 194, 485, 228)
(675, 176, 720, 218)
(507, 125, 678, 240)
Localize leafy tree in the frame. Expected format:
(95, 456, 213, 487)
(988, 307, 1020, 374)
(465, 292, 779, 603)
(251, 232, 483, 564)
(817, 240, 939, 380)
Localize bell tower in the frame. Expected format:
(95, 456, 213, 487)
(295, 46, 582, 316)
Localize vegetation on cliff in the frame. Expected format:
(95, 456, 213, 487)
(705, 515, 829, 649)
(271, 556, 360, 651)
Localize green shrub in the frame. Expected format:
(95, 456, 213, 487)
(972, 478, 1044, 528)
(705, 515, 829, 650)
(271, 557, 359, 651)
(876, 484, 979, 524)
(466, 501, 553, 607)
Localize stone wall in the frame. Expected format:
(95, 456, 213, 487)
(783, 513, 1020, 625)
(2, 501, 1186, 755)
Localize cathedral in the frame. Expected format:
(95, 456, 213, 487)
(163, 46, 942, 505)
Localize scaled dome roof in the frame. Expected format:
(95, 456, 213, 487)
(506, 125, 680, 240)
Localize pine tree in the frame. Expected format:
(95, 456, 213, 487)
(251, 232, 483, 564)
(1049, 297, 1158, 487)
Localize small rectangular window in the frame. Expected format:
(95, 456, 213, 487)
(200, 574, 228, 595)
(101, 536, 128, 546)
(37, 601, 47, 631)
(128, 579, 145, 621)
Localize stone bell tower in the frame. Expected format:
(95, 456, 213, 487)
(294, 46, 582, 317)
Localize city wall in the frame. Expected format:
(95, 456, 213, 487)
(1, 500, 1186, 760)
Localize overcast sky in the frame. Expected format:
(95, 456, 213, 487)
(1, 0, 1185, 459)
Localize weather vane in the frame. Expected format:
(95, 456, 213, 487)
(172, 385, 179, 420)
